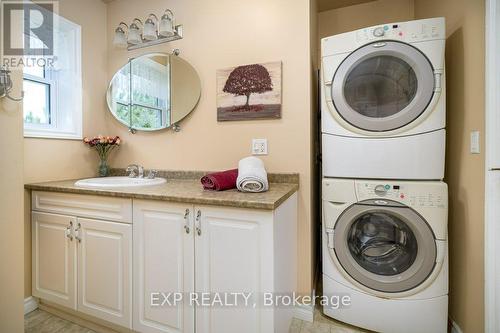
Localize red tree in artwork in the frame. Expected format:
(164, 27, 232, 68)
(223, 64, 273, 109)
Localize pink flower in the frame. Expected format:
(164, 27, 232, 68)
(82, 135, 122, 148)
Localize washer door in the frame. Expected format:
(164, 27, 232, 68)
(331, 41, 435, 132)
(333, 201, 436, 293)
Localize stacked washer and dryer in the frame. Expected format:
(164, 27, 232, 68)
(320, 18, 448, 333)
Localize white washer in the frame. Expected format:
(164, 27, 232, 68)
(321, 18, 446, 180)
(322, 178, 448, 333)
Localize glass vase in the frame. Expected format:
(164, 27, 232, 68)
(98, 157, 110, 177)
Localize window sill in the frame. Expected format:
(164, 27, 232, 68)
(24, 130, 82, 141)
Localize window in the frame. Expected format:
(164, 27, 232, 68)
(110, 57, 171, 130)
(130, 57, 170, 129)
(23, 9, 82, 139)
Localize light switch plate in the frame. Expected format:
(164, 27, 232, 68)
(471, 131, 480, 154)
(252, 139, 268, 155)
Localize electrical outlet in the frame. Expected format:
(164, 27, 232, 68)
(471, 131, 480, 154)
(252, 139, 268, 155)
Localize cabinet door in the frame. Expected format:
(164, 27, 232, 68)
(76, 218, 132, 328)
(32, 212, 77, 309)
(194, 206, 273, 333)
(133, 200, 195, 333)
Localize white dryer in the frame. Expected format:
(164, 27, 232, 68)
(322, 178, 448, 333)
(321, 18, 446, 180)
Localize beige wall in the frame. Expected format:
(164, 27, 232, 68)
(0, 70, 25, 330)
(105, 0, 314, 294)
(23, 0, 109, 297)
(414, 1, 486, 332)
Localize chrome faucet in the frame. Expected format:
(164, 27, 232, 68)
(147, 169, 158, 179)
(126, 164, 144, 178)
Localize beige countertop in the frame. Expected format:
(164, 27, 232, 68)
(25, 177, 299, 210)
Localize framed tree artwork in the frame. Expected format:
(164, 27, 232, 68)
(217, 61, 282, 121)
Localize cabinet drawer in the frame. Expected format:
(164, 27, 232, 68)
(32, 191, 132, 223)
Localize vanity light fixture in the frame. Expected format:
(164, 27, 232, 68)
(112, 9, 183, 51)
(0, 67, 23, 101)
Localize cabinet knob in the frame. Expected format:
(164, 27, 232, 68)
(75, 222, 82, 243)
(195, 210, 201, 236)
(65, 221, 73, 241)
(183, 209, 190, 234)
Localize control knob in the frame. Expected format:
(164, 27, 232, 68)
(373, 27, 385, 37)
(374, 185, 388, 196)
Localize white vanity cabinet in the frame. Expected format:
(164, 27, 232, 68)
(31, 190, 297, 333)
(31, 191, 133, 328)
(32, 211, 77, 309)
(133, 200, 195, 333)
(76, 218, 132, 328)
(133, 197, 297, 333)
(194, 205, 275, 333)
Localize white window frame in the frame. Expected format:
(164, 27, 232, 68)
(485, 1, 500, 332)
(23, 13, 82, 140)
(23, 67, 57, 131)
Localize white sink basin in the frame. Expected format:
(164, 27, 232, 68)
(75, 176, 166, 188)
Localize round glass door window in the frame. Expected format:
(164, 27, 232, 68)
(331, 41, 435, 132)
(344, 56, 418, 119)
(333, 203, 437, 293)
(347, 211, 418, 276)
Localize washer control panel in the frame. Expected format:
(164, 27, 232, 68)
(356, 18, 444, 43)
(356, 181, 447, 209)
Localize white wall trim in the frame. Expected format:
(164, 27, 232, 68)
(485, 1, 500, 332)
(294, 303, 314, 322)
(24, 297, 39, 315)
(450, 318, 463, 333)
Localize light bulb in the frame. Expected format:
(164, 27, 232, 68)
(127, 23, 142, 45)
(113, 26, 127, 48)
(159, 14, 174, 37)
(143, 18, 157, 41)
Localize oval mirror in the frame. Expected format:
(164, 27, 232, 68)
(106, 52, 201, 131)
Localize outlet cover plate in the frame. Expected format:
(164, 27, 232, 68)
(252, 139, 268, 155)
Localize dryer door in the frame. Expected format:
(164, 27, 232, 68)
(331, 41, 435, 132)
(333, 200, 436, 293)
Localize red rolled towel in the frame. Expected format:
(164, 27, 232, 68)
(201, 169, 238, 191)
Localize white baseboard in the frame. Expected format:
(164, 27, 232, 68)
(24, 297, 39, 315)
(450, 318, 463, 333)
(294, 303, 314, 322)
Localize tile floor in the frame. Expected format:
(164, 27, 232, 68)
(25, 308, 368, 333)
(25, 310, 95, 333)
(290, 308, 370, 333)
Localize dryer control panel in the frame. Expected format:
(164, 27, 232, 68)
(356, 181, 447, 209)
(355, 17, 445, 44)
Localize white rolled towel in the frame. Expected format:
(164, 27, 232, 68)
(237, 156, 269, 193)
